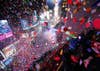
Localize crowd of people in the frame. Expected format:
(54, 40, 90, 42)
(0, 0, 99, 71)
(62, 28, 100, 71)
(28, 28, 100, 71)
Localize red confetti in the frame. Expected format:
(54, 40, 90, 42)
(63, 18, 68, 23)
(70, 31, 75, 34)
(73, 17, 77, 23)
(57, 28, 61, 34)
(80, 17, 85, 25)
(73, 0, 80, 5)
(85, 22, 91, 28)
(70, 55, 79, 63)
(77, 2, 82, 9)
(68, 0, 72, 5)
(75, 0, 79, 4)
(29, 23, 32, 26)
(93, 18, 100, 30)
(33, 32, 37, 37)
(43, 22, 48, 26)
(63, 27, 68, 32)
(54, 56, 60, 61)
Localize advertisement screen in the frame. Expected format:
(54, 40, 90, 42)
(0, 20, 13, 41)
(2, 44, 16, 59)
(20, 19, 30, 30)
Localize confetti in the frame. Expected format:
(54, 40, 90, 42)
(86, 7, 91, 13)
(93, 18, 100, 29)
(73, 17, 77, 23)
(85, 22, 91, 28)
(63, 17, 68, 23)
(80, 17, 85, 25)
(91, 9, 97, 14)
(97, 2, 100, 7)
(67, 0, 72, 5)
(73, 9, 78, 14)
(82, 1, 87, 6)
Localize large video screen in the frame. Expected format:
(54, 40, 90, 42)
(20, 19, 30, 30)
(0, 20, 13, 41)
(2, 44, 16, 59)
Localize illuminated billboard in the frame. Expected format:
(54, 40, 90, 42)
(20, 19, 30, 30)
(2, 44, 16, 59)
(0, 20, 13, 41)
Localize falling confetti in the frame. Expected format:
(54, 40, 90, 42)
(67, 0, 72, 5)
(91, 9, 97, 14)
(85, 22, 91, 28)
(73, 17, 77, 23)
(86, 7, 91, 13)
(93, 18, 100, 29)
(73, 9, 78, 14)
(80, 17, 86, 25)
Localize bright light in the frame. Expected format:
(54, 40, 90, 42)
(68, 26, 72, 30)
(54, 2, 59, 17)
(0, 20, 7, 25)
(78, 36, 81, 39)
(65, 31, 70, 35)
(40, 13, 45, 20)
(44, 28, 57, 43)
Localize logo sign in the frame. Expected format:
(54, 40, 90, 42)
(0, 20, 13, 41)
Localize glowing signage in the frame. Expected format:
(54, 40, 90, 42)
(0, 20, 13, 41)
(2, 44, 16, 59)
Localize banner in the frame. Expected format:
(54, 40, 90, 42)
(20, 19, 30, 30)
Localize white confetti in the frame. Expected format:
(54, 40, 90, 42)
(91, 9, 96, 14)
